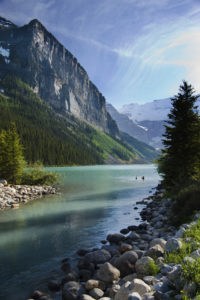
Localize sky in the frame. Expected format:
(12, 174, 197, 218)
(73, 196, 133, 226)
(1, 0, 200, 108)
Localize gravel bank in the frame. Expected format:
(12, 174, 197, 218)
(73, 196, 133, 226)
(0, 180, 57, 210)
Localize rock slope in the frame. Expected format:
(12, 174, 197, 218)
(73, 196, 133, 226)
(0, 17, 118, 136)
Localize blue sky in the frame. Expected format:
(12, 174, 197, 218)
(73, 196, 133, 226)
(1, 0, 200, 108)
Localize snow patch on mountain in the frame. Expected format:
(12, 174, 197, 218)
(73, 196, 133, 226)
(120, 97, 200, 123)
(0, 45, 10, 57)
(120, 98, 171, 122)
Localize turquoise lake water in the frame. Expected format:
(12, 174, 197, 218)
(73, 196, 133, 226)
(0, 164, 160, 300)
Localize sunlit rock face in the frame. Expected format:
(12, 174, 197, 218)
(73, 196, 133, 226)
(0, 17, 118, 136)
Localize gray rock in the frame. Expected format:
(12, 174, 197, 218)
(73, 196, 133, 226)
(128, 292, 142, 300)
(160, 264, 173, 276)
(81, 295, 95, 300)
(191, 248, 200, 259)
(120, 243, 132, 253)
(85, 250, 111, 265)
(149, 239, 166, 250)
(165, 238, 182, 253)
(107, 233, 125, 244)
(183, 256, 195, 264)
(97, 262, 120, 283)
(89, 288, 104, 299)
(154, 221, 163, 229)
(114, 250, 138, 277)
(81, 294, 95, 300)
(166, 265, 181, 282)
(135, 250, 144, 259)
(31, 290, 45, 299)
(135, 256, 155, 276)
(106, 284, 120, 298)
(143, 276, 160, 285)
(47, 279, 60, 291)
(146, 245, 164, 258)
(62, 281, 84, 300)
(175, 227, 186, 238)
(142, 292, 155, 300)
(85, 280, 99, 290)
(128, 232, 141, 240)
(114, 279, 151, 300)
(153, 282, 171, 293)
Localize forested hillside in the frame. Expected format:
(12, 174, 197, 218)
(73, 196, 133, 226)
(0, 76, 157, 165)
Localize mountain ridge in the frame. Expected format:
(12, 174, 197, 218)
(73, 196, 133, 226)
(0, 16, 158, 164)
(0, 16, 118, 136)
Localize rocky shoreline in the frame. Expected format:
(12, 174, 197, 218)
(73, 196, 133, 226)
(0, 180, 57, 210)
(28, 186, 199, 300)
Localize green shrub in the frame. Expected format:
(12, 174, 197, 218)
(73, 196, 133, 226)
(184, 219, 200, 244)
(182, 258, 200, 290)
(172, 184, 200, 225)
(165, 242, 192, 264)
(21, 162, 59, 185)
(147, 260, 160, 275)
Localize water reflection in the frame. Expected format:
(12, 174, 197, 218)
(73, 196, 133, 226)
(0, 164, 160, 300)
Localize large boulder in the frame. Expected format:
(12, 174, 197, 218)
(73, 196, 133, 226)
(62, 281, 84, 300)
(85, 280, 99, 291)
(106, 233, 125, 244)
(107, 233, 125, 244)
(81, 295, 95, 300)
(97, 262, 120, 283)
(127, 232, 141, 241)
(85, 250, 111, 265)
(114, 279, 151, 300)
(135, 256, 154, 276)
(149, 238, 166, 250)
(165, 238, 182, 253)
(146, 245, 164, 258)
(114, 251, 138, 277)
(191, 248, 200, 259)
(128, 292, 142, 300)
(89, 288, 104, 299)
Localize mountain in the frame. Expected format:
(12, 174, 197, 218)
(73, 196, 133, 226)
(0, 17, 158, 164)
(107, 102, 164, 149)
(106, 103, 149, 143)
(120, 98, 171, 122)
(118, 97, 200, 149)
(0, 17, 118, 136)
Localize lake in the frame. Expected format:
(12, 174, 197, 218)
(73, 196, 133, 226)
(0, 164, 160, 300)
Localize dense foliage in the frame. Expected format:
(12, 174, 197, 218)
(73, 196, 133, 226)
(164, 218, 200, 299)
(21, 162, 59, 185)
(0, 123, 25, 183)
(159, 81, 200, 192)
(0, 75, 156, 166)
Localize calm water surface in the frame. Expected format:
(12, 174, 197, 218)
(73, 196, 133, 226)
(0, 164, 160, 300)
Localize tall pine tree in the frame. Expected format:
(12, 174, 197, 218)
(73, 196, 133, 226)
(0, 123, 26, 183)
(158, 81, 200, 194)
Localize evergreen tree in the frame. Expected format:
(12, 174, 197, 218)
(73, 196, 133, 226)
(0, 123, 26, 183)
(158, 81, 200, 194)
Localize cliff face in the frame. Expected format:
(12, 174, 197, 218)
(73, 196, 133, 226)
(0, 17, 118, 136)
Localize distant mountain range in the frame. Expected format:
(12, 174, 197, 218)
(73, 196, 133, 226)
(0, 16, 158, 164)
(107, 97, 200, 150)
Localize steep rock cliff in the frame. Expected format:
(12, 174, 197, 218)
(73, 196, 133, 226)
(0, 17, 118, 136)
